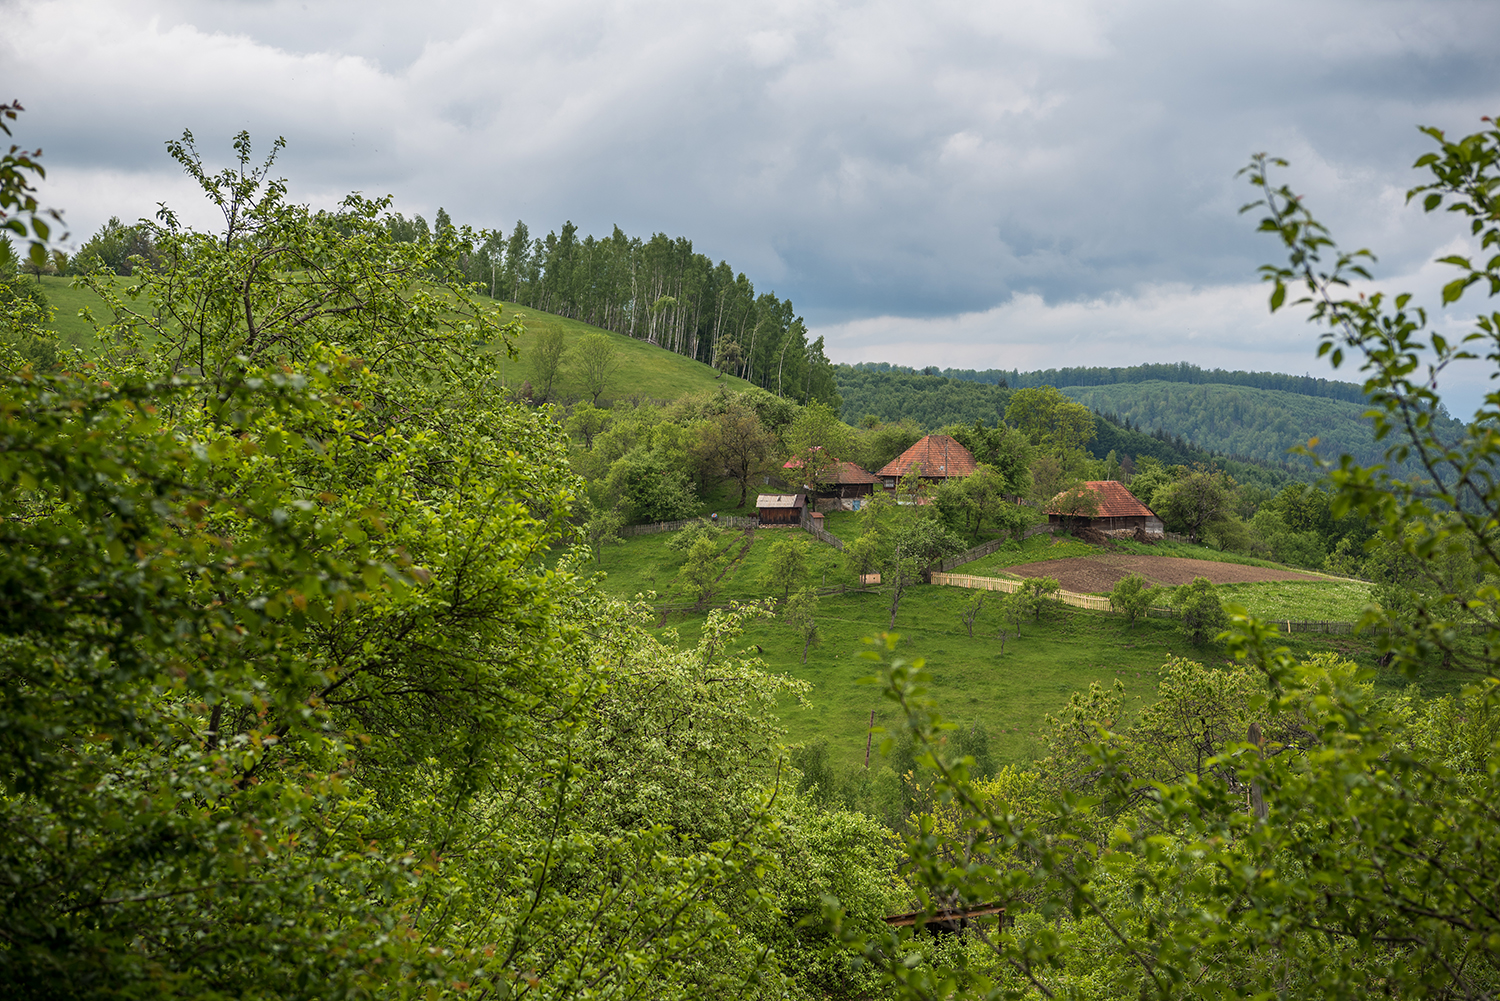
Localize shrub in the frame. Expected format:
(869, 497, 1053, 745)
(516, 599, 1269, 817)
(1175, 576, 1228, 645)
(1109, 573, 1154, 627)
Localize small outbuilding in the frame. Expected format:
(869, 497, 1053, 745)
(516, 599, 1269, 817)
(1046, 480, 1164, 538)
(756, 493, 807, 526)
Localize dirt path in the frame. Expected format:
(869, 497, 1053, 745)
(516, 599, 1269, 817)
(1003, 554, 1323, 593)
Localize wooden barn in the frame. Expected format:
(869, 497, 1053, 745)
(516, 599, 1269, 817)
(1046, 480, 1164, 538)
(756, 493, 807, 526)
(877, 434, 977, 493)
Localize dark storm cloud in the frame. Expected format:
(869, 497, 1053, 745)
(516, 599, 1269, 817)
(7, 0, 1500, 410)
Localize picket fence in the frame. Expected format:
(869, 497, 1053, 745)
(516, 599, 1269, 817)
(930, 572, 1358, 632)
(930, 572, 1113, 611)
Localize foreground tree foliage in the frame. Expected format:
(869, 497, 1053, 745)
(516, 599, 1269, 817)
(0, 127, 900, 999)
(821, 119, 1500, 999)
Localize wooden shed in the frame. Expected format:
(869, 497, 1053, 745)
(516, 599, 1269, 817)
(1046, 480, 1164, 538)
(756, 493, 807, 526)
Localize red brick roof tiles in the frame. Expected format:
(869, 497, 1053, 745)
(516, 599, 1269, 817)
(876, 435, 978, 479)
(1046, 480, 1156, 518)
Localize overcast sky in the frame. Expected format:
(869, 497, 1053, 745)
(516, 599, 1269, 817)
(8, 0, 1500, 412)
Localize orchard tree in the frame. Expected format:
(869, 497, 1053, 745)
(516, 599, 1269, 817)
(1174, 576, 1228, 645)
(784, 588, 821, 663)
(574, 331, 620, 404)
(1157, 467, 1232, 542)
(936, 463, 1012, 540)
(760, 534, 812, 601)
(696, 399, 775, 508)
(1109, 572, 1154, 627)
(947, 419, 1033, 497)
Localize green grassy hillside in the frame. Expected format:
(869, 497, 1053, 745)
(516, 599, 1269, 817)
(590, 526, 1389, 770)
(492, 303, 752, 402)
(34, 275, 748, 404)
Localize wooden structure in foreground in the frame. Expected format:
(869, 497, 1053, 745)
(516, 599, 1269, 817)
(884, 902, 1006, 935)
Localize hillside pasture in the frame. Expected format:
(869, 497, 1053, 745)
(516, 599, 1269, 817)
(590, 528, 1390, 770)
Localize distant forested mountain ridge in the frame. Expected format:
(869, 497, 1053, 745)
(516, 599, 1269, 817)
(836, 368, 1012, 427)
(833, 362, 1467, 483)
(852, 360, 1371, 404)
(1058, 380, 1465, 468)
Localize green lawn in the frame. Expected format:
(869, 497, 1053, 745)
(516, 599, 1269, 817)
(1109, 537, 1319, 572)
(36, 275, 121, 350)
(488, 302, 753, 404)
(35, 275, 744, 406)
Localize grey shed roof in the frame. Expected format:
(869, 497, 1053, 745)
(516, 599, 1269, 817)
(756, 494, 806, 509)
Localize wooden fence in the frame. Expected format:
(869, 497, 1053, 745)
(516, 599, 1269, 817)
(802, 522, 845, 550)
(930, 572, 1358, 631)
(620, 515, 757, 537)
(930, 572, 1113, 611)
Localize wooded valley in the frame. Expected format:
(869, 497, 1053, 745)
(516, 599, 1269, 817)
(3, 103, 1500, 1000)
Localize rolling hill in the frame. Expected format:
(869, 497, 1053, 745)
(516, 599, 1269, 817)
(33, 275, 749, 404)
(1057, 379, 1464, 469)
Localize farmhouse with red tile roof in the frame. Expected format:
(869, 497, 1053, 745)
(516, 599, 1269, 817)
(1045, 480, 1164, 538)
(875, 434, 977, 490)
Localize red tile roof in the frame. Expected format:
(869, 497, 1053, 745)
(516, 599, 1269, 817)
(876, 435, 977, 479)
(783, 457, 879, 485)
(1046, 480, 1156, 518)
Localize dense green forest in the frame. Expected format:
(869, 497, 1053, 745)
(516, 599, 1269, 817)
(5, 104, 1500, 1000)
(853, 359, 1375, 404)
(1057, 379, 1460, 466)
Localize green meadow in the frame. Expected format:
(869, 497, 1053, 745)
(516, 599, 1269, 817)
(590, 527, 1391, 770)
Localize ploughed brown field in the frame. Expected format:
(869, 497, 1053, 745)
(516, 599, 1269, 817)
(1004, 554, 1323, 594)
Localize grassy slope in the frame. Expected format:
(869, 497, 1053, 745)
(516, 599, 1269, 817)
(35, 276, 748, 405)
(590, 528, 1390, 770)
(490, 302, 753, 403)
(36, 275, 114, 349)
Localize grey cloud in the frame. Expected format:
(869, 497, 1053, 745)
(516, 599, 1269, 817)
(7, 0, 1500, 388)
